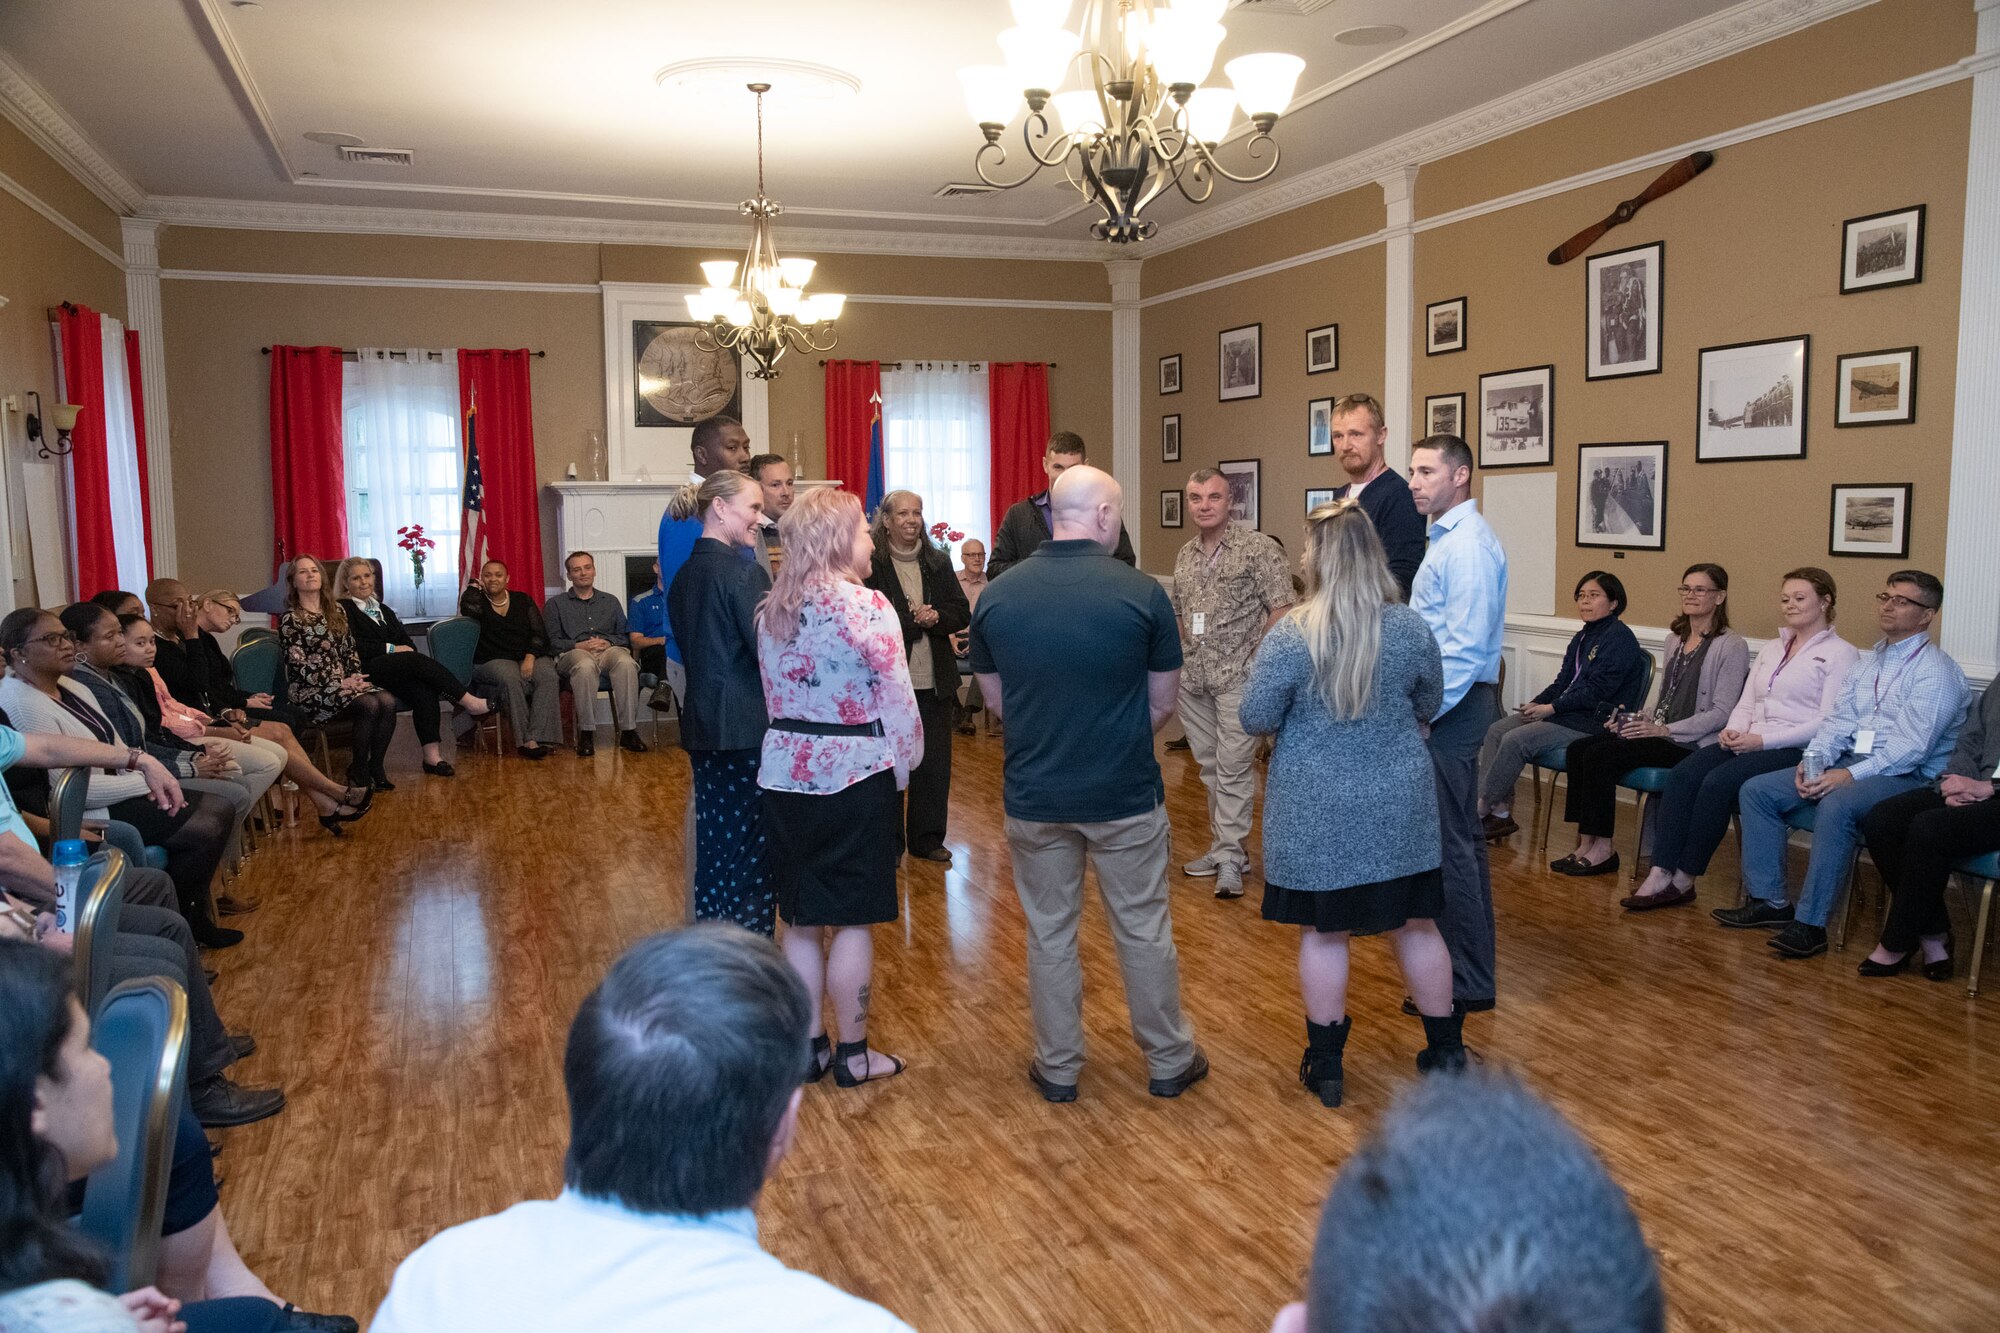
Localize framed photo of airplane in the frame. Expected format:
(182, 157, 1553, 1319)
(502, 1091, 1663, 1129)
(1829, 483, 1911, 558)
(1835, 347, 1917, 427)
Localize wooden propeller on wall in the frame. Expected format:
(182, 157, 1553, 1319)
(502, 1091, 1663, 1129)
(1547, 151, 1715, 264)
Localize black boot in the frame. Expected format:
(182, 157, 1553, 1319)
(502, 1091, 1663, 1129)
(1300, 1017, 1349, 1107)
(1416, 1011, 1468, 1074)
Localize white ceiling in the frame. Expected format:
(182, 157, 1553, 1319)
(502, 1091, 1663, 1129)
(0, 0, 1796, 251)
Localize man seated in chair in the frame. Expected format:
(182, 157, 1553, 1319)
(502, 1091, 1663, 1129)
(1718, 570, 1970, 960)
(628, 559, 674, 713)
(546, 551, 647, 756)
(372, 924, 915, 1333)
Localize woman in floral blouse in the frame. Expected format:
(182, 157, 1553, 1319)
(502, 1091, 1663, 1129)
(279, 555, 400, 815)
(756, 488, 923, 1088)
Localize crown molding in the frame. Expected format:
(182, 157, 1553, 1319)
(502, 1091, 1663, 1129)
(0, 51, 146, 214)
(137, 194, 1112, 262)
(0, 166, 124, 268)
(1144, 0, 1882, 256)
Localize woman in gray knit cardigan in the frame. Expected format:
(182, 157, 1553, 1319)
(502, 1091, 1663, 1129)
(1240, 501, 1463, 1109)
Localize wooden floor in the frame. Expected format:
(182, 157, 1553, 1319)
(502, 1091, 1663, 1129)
(208, 725, 2000, 1331)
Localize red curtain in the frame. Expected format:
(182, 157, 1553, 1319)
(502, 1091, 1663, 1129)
(458, 349, 544, 600)
(988, 361, 1050, 534)
(268, 346, 347, 576)
(55, 305, 121, 597)
(124, 330, 155, 570)
(823, 359, 881, 497)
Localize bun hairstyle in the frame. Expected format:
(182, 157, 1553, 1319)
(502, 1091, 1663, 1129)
(1781, 566, 1838, 624)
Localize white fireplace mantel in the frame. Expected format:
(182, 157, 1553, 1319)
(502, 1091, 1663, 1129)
(549, 477, 843, 597)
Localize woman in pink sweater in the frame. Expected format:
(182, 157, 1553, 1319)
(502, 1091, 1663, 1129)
(1621, 567, 1860, 911)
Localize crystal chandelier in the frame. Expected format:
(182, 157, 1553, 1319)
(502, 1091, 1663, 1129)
(957, 0, 1305, 244)
(685, 84, 844, 380)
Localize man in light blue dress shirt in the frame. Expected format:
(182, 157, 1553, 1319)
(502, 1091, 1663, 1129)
(1407, 435, 1508, 1012)
(373, 926, 915, 1333)
(1721, 570, 1970, 960)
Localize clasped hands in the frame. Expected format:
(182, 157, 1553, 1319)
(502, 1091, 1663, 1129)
(1605, 714, 1670, 740)
(1940, 773, 1996, 807)
(1795, 764, 1853, 799)
(911, 603, 941, 630)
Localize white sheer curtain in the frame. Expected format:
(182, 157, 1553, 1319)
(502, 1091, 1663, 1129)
(879, 361, 992, 556)
(341, 349, 462, 614)
(96, 314, 150, 594)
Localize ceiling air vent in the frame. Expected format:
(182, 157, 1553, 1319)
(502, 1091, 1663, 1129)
(934, 182, 998, 199)
(338, 145, 415, 166)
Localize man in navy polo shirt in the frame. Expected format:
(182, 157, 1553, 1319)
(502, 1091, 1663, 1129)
(970, 465, 1208, 1104)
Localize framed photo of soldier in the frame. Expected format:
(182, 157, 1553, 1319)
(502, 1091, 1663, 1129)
(1584, 241, 1662, 380)
(1426, 297, 1466, 355)
(1477, 364, 1554, 468)
(1828, 483, 1911, 558)
(1307, 397, 1335, 456)
(1158, 353, 1183, 395)
(1576, 442, 1667, 551)
(1424, 392, 1465, 441)
(1218, 458, 1261, 529)
(1306, 323, 1339, 375)
(1696, 335, 1808, 462)
(1218, 324, 1262, 401)
(1840, 204, 1925, 293)
(1162, 413, 1182, 462)
(1161, 490, 1184, 529)
(1835, 347, 1917, 427)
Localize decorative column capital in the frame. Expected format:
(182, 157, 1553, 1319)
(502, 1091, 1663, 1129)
(1104, 258, 1143, 306)
(120, 218, 162, 273)
(1377, 166, 1420, 230)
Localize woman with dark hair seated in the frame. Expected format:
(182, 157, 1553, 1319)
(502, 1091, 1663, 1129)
(330, 558, 489, 779)
(1475, 572, 1650, 841)
(0, 939, 358, 1332)
(1549, 564, 1751, 876)
(457, 559, 561, 760)
(0, 609, 240, 949)
(278, 556, 399, 804)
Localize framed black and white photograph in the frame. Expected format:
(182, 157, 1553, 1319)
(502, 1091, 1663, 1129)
(1424, 392, 1465, 440)
(1477, 364, 1554, 468)
(1160, 489, 1184, 529)
(1841, 204, 1925, 293)
(1307, 397, 1335, 456)
(1162, 413, 1182, 462)
(1697, 335, 1808, 462)
(1305, 487, 1338, 514)
(1835, 347, 1918, 427)
(1426, 298, 1466, 355)
(1218, 323, 1262, 401)
(1585, 241, 1662, 380)
(1829, 483, 1911, 558)
(1306, 323, 1339, 375)
(1159, 353, 1183, 395)
(1576, 441, 1667, 551)
(1218, 457, 1260, 528)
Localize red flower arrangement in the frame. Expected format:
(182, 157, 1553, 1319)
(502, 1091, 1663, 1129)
(928, 520, 966, 546)
(396, 524, 436, 590)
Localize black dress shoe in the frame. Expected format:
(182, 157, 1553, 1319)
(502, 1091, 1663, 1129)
(275, 1306, 360, 1333)
(1147, 1047, 1210, 1098)
(228, 1031, 257, 1059)
(913, 847, 952, 863)
(1768, 921, 1828, 958)
(576, 732, 596, 757)
(1550, 851, 1618, 877)
(517, 745, 549, 761)
(370, 774, 396, 792)
(1165, 737, 1191, 751)
(1712, 900, 1794, 929)
(216, 893, 259, 916)
(195, 924, 244, 950)
(191, 1076, 286, 1128)
(422, 760, 456, 777)
(619, 729, 649, 753)
(1858, 952, 1910, 977)
(1028, 1062, 1078, 1103)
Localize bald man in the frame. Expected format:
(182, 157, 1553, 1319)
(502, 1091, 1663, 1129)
(969, 466, 1208, 1103)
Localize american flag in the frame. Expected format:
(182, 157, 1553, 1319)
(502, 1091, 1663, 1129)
(459, 394, 486, 588)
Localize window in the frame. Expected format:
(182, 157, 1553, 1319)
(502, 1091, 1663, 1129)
(880, 362, 991, 555)
(341, 349, 462, 613)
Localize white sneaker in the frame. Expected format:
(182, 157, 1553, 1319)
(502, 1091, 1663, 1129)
(1214, 863, 1245, 899)
(1183, 853, 1222, 878)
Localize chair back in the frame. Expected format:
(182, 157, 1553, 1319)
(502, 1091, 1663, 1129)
(77, 977, 188, 1293)
(49, 765, 90, 843)
(427, 615, 479, 689)
(237, 626, 278, 648)
(72, 848, 128, 1016)
(232, 635, 282, 697)
(1638, 652, 1658, 713)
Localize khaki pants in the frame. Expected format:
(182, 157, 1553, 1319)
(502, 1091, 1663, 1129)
(558, 645, 640, 732)
(1177, 681, 1255, 869)
(1004, 804, 1197, 1083)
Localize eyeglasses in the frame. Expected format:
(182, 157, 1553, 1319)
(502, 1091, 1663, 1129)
(25, 631, 75, 649)
(1676, 585, 1720, 596)
(1876, 592, 1937, 611)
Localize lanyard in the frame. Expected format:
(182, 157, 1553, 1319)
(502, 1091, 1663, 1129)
(1766, 631, 1814, 693)
(1871, 639, 1926, 719)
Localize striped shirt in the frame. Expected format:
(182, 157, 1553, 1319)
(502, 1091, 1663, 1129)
(1805, 633, 1970, 782)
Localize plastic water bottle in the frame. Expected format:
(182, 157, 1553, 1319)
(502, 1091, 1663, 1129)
(51, 839, 88, 933)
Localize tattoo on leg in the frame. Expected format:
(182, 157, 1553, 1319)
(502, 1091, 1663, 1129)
(853, 983, 871, 1031)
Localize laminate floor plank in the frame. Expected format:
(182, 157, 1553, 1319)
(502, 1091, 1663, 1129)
(205, 730, 2000, 1331)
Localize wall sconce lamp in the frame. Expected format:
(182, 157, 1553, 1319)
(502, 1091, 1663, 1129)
(23, 391, 81, 460)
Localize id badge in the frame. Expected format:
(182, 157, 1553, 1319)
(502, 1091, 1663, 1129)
(1853, 729, 1876, 755)
(1191, 612, 1207, 636)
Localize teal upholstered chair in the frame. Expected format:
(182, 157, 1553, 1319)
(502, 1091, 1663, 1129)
(1952, 851, 2000, 998)
(77, 977, 188, 1293)
(427, 615, 500, 754)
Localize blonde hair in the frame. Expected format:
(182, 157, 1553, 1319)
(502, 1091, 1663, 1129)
(1292, 500, 1398, 720)
(696, 469, 754, 519)
(199, 589, 241, 612)
(285, 554, 349, 638)
(757, 488, 864, 644)
(331, 557, 378, 602)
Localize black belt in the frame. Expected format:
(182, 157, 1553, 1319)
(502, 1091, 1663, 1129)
(769, 717, 884, 738)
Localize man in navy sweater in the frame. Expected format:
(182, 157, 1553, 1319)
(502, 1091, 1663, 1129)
(1326, 394, 1426, 600)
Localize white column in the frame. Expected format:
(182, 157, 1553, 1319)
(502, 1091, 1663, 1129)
(1106, 258, 1143, 560)
(121, 219, 177, 573)
(1942, 0, 2000, 684)
(1379, 166, 1418, 472)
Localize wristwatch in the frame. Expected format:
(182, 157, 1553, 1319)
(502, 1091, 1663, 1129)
(124, 747, 144, 773)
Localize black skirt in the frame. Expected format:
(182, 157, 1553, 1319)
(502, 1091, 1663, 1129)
(1262, 867, 1444, 936)
(764, 769, 903, 928)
